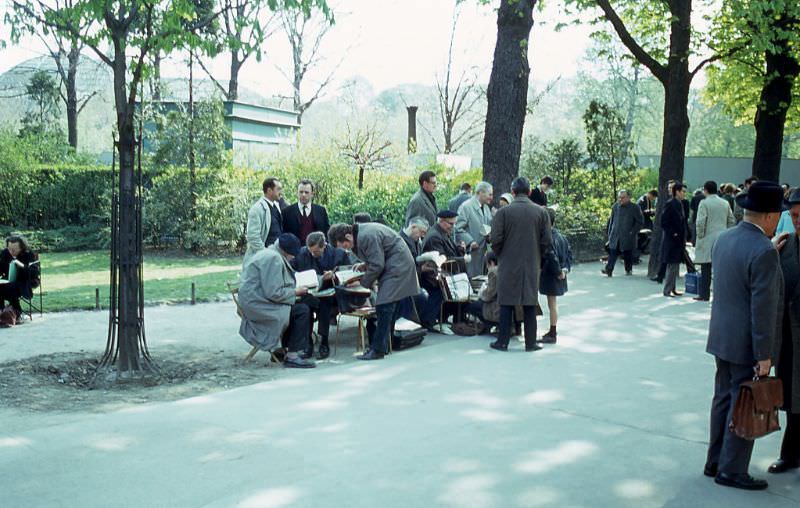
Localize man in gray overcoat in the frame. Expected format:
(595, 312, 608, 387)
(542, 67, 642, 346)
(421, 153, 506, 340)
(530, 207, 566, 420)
(328, 222, 420, 360)
(238, 233, 315, 369)
(705, 181, 784, 490)
(768, 188, 800, 474)
(405, 170, 439, 227)
(602, 190, 644, 276)
(693, 181, 735, 301)
(456, 181, 494, 277)
(488, 177, 552, 352)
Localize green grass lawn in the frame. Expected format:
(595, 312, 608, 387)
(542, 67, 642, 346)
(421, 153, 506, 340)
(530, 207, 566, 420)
(38, 250, 242, 312)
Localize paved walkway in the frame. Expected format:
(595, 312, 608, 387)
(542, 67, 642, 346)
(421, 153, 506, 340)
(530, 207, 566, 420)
(1, 261, 799, 507)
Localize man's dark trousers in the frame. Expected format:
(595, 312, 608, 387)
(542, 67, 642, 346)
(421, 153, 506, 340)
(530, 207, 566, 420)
(282, 303, 311, 352)
(707, 358, 756, 474)
(366, 301, 400, 354)
(498, 305, 537, 347)
(698, 263, 712, 300)
(606, 248, 633, 274)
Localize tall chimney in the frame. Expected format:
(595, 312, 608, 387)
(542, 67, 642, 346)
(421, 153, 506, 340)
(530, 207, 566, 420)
(406, 106, 418, 154)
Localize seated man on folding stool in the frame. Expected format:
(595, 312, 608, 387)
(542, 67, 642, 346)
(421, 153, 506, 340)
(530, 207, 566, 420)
(238, 233, 315, 369)
(292, 231, 351, 360)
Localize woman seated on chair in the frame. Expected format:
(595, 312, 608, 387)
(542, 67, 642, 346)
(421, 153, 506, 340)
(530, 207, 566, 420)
(0, 235, 37, 321)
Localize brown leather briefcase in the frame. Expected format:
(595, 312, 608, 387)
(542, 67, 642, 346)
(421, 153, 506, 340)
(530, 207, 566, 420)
(729, 375, 783, 440)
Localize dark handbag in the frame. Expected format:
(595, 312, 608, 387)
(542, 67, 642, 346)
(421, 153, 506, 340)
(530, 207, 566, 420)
(729, 373, 783, 440)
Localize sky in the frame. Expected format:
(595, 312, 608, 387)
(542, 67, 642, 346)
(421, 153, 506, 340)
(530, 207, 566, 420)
(0, 0, 595, 97)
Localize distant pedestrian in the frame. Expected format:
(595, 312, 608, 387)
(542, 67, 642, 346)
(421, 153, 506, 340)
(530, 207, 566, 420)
(693, 181, 735, 301)
(661, 183, 688, 297)
(602, 190, 643, 277)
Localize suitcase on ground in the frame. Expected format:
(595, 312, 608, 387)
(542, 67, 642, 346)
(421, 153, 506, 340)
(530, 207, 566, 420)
(392, 328, 426, 350)
(685, 272, 699, 294)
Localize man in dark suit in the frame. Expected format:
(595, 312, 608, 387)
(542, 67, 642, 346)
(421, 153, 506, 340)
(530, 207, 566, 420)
(705, 181, 785, 491)
(490, 177, 552, 352)
(529, 176, 553, 207)
(282, 179, 330, 245)
(292, 231, 350, 359)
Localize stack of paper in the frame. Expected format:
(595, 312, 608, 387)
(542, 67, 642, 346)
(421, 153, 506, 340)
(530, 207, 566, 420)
(295, 269, 319, 289)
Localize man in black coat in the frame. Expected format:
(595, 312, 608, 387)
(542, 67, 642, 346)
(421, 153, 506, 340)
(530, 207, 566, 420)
(705, 181, 784, 491)
(661, 183, 688, 297)
(282, 179, 330, 245)
(529, 176, 553, 207)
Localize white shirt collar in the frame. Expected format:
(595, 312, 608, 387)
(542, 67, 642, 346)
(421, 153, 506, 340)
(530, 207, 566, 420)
(297, 202, 311, 215)
(264, 197, 277, 209)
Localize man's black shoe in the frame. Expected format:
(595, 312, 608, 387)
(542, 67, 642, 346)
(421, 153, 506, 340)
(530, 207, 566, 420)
(358, 349, 385, 360)
(650, 277, 663, 283)
(317, 343, 330, 360)
(625, 270, 632, 276)
(299, 346, 314, 360)
(714, 472, 768, 490)
(601, 268, 612, 277)
(284, 356, 316, 369)
(693, 296, 710, 302)
(768, 459, 800, 474)
(703, 463, 718, 478)
(489, 341, 508, 352)
(525, 343, 543, 352)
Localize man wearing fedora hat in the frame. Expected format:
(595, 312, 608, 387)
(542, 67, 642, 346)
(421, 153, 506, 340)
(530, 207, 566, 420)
(705, 181, 785, 490)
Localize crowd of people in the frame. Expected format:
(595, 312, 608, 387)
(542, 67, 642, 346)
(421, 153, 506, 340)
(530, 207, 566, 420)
(232, 169, 800, 493)
(237, 172, 572, 368)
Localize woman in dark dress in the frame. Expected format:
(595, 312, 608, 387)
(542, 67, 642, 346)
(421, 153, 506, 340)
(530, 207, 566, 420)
(539, 208, 572, 344)
(0, 235, 37, 319)
(661, 183, 687, 297)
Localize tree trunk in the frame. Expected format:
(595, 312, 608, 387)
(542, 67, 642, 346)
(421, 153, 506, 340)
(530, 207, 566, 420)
(752, 28, 799, 183)
(646, 0, 692, 278)
(482, 0, 536, 199)
(112, 41, 142, 373)
(188, 53, 197, 229)
(228, 52, 241, 101)
(65, 45, 80, 149)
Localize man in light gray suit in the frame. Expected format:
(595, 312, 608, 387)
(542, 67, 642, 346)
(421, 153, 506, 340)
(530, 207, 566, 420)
(244, 177, 284, 266)
(705, 181, 785, 491)
(456, 181, 493, 277)
(693, 180, 735, 301)
(405, 170, 438, 227)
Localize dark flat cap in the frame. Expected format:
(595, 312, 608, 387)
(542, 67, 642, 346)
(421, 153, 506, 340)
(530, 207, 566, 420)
(735, 181, 784, 213)
(278, 233, 302, 256)
(437, 210, 458, 219)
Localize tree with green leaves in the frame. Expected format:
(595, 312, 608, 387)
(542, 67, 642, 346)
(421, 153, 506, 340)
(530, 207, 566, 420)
(5, 0, 101, 149)
(565, 0, 731, 277)
(583, 100, 632, 203)
(704, 0, 799, 182)
(21, 69, 61, 133)
(481, 0, 537, 199)
(7, 0, 229, 375)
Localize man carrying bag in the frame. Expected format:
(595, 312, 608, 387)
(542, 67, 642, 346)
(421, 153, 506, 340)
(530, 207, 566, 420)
(704, 181, 785, 491)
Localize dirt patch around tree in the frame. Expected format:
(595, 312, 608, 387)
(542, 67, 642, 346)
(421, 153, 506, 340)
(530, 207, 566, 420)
(0, 345, 355, 414)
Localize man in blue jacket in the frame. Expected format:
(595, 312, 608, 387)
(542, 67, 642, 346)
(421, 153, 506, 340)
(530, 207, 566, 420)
(705, 181, 785, 490)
